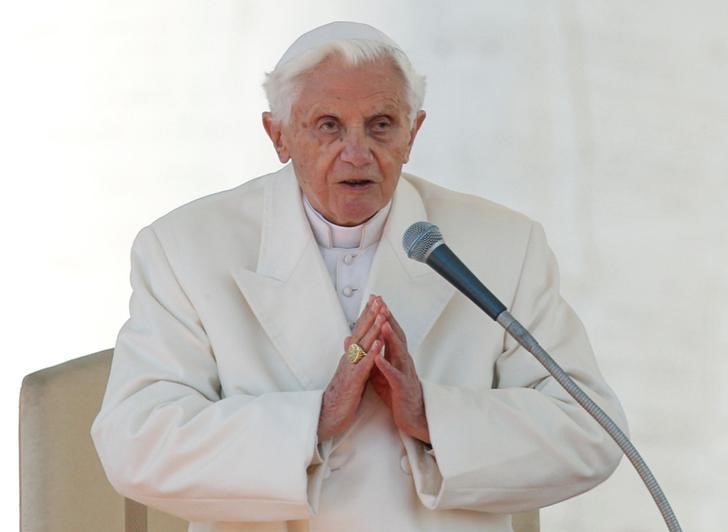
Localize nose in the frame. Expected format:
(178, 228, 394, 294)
(339, 128, 374, 167)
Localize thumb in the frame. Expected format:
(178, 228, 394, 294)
(382, 322, 405, 361)
(374, 352, 398, 382)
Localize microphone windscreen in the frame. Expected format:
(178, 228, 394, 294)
(402, 222, 443, 262)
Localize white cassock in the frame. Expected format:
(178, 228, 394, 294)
(92, 164, 627, 532)
(301, 194, 391, 330)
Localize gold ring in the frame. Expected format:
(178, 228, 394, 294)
(347, 343, 367, 364)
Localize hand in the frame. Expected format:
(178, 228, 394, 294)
(318, 296, 385, 441)
(370, 302, 431, 444)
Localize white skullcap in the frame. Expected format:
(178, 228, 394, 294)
(275, 21, 402, 69)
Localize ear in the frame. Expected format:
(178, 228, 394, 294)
(403, 110, 426, 164)
(262, 112, 290, 163)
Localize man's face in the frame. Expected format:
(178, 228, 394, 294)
(264, 54, 425, 226)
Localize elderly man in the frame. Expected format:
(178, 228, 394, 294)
(92, 21, 626, 532)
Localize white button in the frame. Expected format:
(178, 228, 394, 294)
(343, 254, 355, 265)
(400, 455, 412, 475)
(342, 286, 355, 297)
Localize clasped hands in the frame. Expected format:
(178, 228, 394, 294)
(318, 295, 430, 444)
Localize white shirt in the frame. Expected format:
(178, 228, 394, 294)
(303, 197, 391, 330)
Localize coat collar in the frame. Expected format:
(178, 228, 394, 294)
(233, 165, 453, 390)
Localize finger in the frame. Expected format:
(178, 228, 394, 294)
(353, 339, 381, 376)
(365, 338, 383, 363)
(339, 335, 380, 370)
(369, 359, 390, 388)
(358, 313, 385, 352)
(344, 334, 371, 355)
(370, 366, 387, 388)
(380, 301, 407, 344)
(354, 337, 382, 368)
(351, 296, 375, 339)
(382, 322, 408, 369)
(369, 369, 392, 408)
(374, 351, 400, 384)
(332, 344, 376, 397)
(352, 295, 380, 341)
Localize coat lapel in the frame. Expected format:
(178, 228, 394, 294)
(232, 166, 350, 390)
(232, 168, 454, 391)
(361, 176, 455, 353)
(330, 176, 455, 448)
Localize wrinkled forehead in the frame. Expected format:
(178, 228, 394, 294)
(293, 55, 409, 117)
(299, 52, 406, 89)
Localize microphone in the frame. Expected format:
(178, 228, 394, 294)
(401, 221, 683, 532)
(402, 221, 505, 320)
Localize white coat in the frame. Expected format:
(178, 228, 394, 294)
(91, 164, 627, 532)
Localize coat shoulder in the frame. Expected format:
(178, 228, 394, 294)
(401, 173, 535, 244)
(150, 173, 269, 238)
(134, 170, 281, 273)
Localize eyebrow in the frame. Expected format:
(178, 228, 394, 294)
(306, 99, 404, 121)
(307, 109, 402, 125)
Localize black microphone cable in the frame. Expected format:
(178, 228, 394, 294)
(403, 221, 683, 532)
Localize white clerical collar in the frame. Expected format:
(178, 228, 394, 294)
(303, 196, 390, 249)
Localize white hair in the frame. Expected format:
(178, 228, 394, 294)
(263, 39, 426, 126)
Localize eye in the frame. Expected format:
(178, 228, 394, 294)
(370, 117, 393, 134)
(318, 118, 339, 134)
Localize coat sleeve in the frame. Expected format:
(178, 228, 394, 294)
(91, 226, 326, 523)
(403, 221, 628, 513)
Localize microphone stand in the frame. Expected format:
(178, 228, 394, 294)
(404, 222, 684, 532)
(496, 310, 682, 532)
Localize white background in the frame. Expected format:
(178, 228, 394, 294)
(3, 1, 727, 530)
